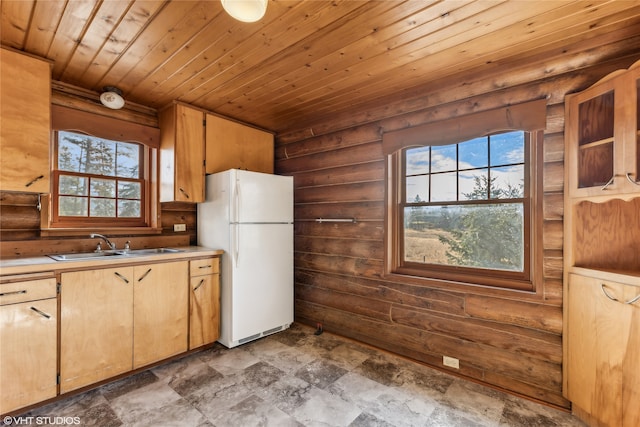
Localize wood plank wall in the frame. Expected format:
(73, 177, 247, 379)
(0, 195, 196, 258)
(275, 53, 640, 409)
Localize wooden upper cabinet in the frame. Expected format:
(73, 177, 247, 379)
(565, 60, 640, 199)
(159, 103, 205, 203)
(205, 114, 274, 174)
(0, 49, 51, 193)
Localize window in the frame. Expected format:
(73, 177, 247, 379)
(402, 131, 529, 276)
(52, 131, 149, 228)
(47, 105, 160, 231)
(384, 100, 545, 291)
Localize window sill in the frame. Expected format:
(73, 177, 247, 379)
(383, 270, 540, 300)
(40, 227, 163, 238)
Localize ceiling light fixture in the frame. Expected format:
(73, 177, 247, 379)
(100, 86, 125, 110)
(221, 0, 267, 23)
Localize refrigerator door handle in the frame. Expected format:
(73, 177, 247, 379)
(233, 179, 240, 223)
(234, 224, 240, 267)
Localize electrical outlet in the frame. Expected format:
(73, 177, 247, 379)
(443, 356, 460, 369)
(173, 223, 186, 232)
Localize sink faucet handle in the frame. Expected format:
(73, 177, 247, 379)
(90, 233, 116, 250)
(95, 242, 102, 253)
(124, 241, 131, 251)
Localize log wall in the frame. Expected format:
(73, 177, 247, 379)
(276, 52, 640, 408)
(0, 194, 196, 257)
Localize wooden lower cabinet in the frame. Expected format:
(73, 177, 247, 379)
(566, 273, 640, 427)
(60, 261, 189, 393)
(0, 276, 57, 414)
(133, 261, 188, 368)
(60, 266, 134, 393)
(189, 258, 220, 349)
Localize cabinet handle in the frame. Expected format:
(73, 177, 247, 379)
(30, 306, 51, 319)
(0, 289, 27, 297)
(198, 265, 212, 269)
(601, 283, 640, 305)
(626, 173, 640, 186)
(114, 272, 130, 284)
(179, 187, 190, 199)
(138, 268, 152, 282)
(600, 175, 615, 190)
(25, 175, 44, 188)
(193, 278, 205, 291)
(601, 284, 619, 301)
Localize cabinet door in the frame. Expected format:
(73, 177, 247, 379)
(205, 114, 274, 174)
(159, 103, 205, 202)
(566, 78, 617, 197)
(0, 299, 57, 414)
(60, 267, 134, 393)
(566, 63, 640, 198)
(133, 261, 188, 368)
(566, 274, 640, 426)
(621, 280, 640, 427)
(622, 71, 640, 188)
(0, 48, 51, 193)
(189, 273, 220, 349)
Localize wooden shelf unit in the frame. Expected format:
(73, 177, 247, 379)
(563, 60, 640, 427)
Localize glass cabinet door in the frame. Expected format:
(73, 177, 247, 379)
(635, 77, 639, 183)
(577, 90, 615, 189)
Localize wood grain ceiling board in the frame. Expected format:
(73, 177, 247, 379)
(2, 0, 640, 134)
(267, 1, 640, 126)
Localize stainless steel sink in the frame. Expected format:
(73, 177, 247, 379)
(124, 248, 184, 255)
(48, 250, 125, 261)
(48, 248, 184, 261)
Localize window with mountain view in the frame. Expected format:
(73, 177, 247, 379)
(52, 130, 149, 227)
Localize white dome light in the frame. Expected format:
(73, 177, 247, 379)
(221, 0, 267, 23)
(100, 86, 125, 110)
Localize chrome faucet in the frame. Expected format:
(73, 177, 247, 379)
(90, 233, 116, 251)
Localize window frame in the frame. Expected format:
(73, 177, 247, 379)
(51, 131, 150, 228)
(383, 100, 546, 292)
(46, 105, 160, 232)
(393, 132, 534, 290)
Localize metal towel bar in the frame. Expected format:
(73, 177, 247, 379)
(315, 218, 356, 223)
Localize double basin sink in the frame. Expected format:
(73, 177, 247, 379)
(48, 248, 183, 262)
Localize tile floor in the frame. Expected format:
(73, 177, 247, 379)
(14, 323, 585, 426)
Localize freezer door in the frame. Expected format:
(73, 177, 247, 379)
(232, 170, 293, 223)
(227, 223, 293, 343)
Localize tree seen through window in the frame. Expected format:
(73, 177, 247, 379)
(403, 131, 526, 272)
(55, 131, 143, 221)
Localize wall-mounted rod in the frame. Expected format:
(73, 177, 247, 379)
(315, 218, 356, 223)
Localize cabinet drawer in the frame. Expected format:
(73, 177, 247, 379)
(190, 258, 219, 276)
(0, 278, 56, 305)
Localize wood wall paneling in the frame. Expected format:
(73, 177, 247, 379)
(275, 53, 640, 410)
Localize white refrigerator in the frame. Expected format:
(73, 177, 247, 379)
(197, 169, 294, 348)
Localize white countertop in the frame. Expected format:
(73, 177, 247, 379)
(0, 246, 223, 276)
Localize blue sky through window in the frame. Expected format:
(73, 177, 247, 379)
(405, 131, 524, 202)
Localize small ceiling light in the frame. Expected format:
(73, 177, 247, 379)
(221, 0, 267, 23)
(100, 86, 125, 110)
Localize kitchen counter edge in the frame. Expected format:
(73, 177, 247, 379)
(0, 246, 224, 276)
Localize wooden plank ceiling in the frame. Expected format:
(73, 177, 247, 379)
(2, 0, 640, 134)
